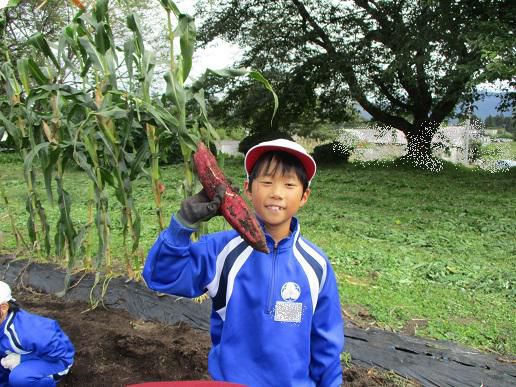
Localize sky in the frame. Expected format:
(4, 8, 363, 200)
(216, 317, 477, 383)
(168, 0, 243, 79)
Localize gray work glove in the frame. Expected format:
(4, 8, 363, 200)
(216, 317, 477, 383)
(176, 185, 226, 228)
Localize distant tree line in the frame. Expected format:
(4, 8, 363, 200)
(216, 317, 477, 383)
(484, 115, 515, 133)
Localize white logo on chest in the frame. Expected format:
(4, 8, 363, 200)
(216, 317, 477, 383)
(281, 282, 301, 302)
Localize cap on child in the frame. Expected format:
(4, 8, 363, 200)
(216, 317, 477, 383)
(244, 139, 317, 184)
(0, 281, 15, 304)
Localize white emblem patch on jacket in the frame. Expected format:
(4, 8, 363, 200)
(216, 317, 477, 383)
(281, 282, 301, 302)
(275, 282, 302, 323)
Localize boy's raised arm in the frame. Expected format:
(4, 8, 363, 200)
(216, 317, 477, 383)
(142, 188, 225, 298)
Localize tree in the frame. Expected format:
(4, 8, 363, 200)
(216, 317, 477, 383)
(484, 115, 495, 128)
(197, 0, 513, 166)
(1, 0, 73, 63)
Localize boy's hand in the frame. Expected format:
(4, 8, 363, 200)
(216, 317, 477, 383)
(1, 353, 20, 370)
(176, 185, 226, 228)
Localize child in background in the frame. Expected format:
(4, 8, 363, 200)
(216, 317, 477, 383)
(0, 281, 75, 387)
(143, 139, 344, 386)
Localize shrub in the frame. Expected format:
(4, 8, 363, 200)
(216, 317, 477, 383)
(238, 131, 293, 155)
(160, 133, 217, 165)
(312, 141, 352, 164)
(468, 140, 483, 162)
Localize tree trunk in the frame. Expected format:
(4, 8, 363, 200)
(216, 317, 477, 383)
(402, 123, 442, 170)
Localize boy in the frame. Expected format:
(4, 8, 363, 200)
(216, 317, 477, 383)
(0, 281, 75, 387)
(143, 139, 344, 386)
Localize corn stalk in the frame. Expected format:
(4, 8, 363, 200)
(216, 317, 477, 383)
(55, 0, 151, 278)
(158, 0, 278, 235)
(0, 181, 27, 250)
(0, 0, 277, 292)
(0, 62, 51, 257)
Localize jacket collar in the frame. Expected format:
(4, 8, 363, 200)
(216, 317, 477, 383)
(258, 216, 301, 251)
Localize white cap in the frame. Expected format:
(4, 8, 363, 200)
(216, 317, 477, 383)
(0, 281, 14, 304)
(244, 139, 317, 184)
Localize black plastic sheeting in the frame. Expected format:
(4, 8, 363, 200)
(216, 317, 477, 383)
(0, 256, 211, 331)
(1, 256, 515, 387)
(345, 326, 516, 387)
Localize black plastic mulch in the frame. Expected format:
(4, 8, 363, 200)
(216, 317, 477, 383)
(1, 256, 514, 387)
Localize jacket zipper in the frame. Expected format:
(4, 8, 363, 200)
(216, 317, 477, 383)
(266, 243, 279, 314)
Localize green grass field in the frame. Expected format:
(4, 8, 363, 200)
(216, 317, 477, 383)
(1, 152, 515, 355)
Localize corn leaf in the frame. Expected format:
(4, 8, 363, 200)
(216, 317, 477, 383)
(123, 40, 135, 84)
(38, 198, 51, 256)
(248, 70, 279, 122)
(27, 59, 50, 85)
(126, 14, 144, 56)
(16, 59, 31, 95)
(55, 178, 77, 258)
(0, 112, 22, 149)
(191, 67, 278, 125)
(131, 207, 141, 252)
(28, 33, 59, 69)
(179, 132, 198, 153)
(96, 106, 128, 119)
(136, 99, 179, 131)
(73, 150, 99, 187)
(1, 62, 22, 97)
(159, 0, 181, 16)
(176, 14, 196, 82)
(41, 144, 60, 204)
(129, 142, 150, 181)
(23, 142, 50, 176)
(93, 0, 109, 23)
(78, 37, 105, 73)
(73, 222, 91, 259)
(94, 22, 111, 55)
(164, 71, 186, 111)
(25, 196, 37, 244)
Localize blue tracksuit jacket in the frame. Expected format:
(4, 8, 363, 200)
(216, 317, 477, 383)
(143, 216, 344, 387)
(0, 309, 75, 385)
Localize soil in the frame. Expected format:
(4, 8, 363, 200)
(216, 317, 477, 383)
(13, 288, 417, 387)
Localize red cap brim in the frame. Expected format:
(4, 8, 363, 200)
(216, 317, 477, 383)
(244, 142, 316, 183)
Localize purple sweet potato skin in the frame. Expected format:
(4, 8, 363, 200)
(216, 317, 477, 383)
(193, 142, 269, 254)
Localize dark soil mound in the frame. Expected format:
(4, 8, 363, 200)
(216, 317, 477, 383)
(17, 289, 413, 386)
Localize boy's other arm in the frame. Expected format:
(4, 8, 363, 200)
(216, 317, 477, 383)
(310, 265, 345, 387)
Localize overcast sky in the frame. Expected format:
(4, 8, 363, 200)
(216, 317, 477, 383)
(173, 0, 243, 79)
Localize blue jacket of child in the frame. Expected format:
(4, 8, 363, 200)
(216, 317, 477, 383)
(143, 216, 344, 387)
(0, 309, 75, 374)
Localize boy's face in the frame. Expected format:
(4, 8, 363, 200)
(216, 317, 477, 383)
(244, 160, 310, 238)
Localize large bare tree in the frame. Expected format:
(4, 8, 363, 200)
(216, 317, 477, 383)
(197, 0, 514, 166)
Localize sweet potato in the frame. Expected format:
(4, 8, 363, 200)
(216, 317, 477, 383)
(193, 142, 269, 254)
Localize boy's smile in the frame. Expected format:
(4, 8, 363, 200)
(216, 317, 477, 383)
(245, 163, 310, 245)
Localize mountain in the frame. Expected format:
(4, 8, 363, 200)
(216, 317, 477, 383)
(471, 93, 512, 119)
(357, 92, 512, 121)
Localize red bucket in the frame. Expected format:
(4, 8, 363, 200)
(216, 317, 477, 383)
(127, 382, 247, 387)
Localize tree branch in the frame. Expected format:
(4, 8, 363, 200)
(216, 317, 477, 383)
(372, 75, 412, 111)
(289, 0, 413, 132)
(290, 0, 336, 54)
